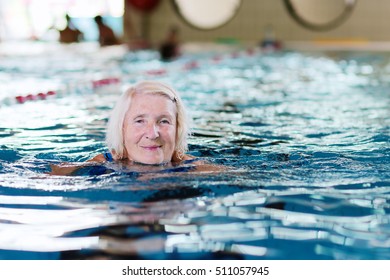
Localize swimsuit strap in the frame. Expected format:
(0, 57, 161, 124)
(104, 152, 113, 162)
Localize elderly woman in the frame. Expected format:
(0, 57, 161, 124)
(50, 80, 204, 175)
(91, 80, 193, 164)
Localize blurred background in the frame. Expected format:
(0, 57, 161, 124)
(0, 0, 389, 47)
(0, 0, 123, 42)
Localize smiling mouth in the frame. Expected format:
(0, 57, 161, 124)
(142, 145, 162, 150)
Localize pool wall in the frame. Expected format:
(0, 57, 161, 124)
(124, 0, 390, 45)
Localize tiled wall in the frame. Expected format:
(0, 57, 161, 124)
(124, 0, 390, 45)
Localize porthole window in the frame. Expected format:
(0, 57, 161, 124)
(171, 0, 242, 30)
(283, 0, 357, 31)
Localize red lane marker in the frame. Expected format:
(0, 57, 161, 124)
(15, 96, 25, 103)
(37, 93, 47, 99)
(146, 69, 167, 76)
(109, 77, 120, 83)
(92, 78, 121, 88)
(25, 94, 36, 101)
(183, 61, 199, 70)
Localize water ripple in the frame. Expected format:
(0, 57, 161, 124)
(0, 46, 389, 259)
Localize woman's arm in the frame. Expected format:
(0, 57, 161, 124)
(49, 154, 106, 175)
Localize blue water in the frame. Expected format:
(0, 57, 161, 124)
(0, 42, 389, 259)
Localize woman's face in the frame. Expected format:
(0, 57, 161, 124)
(123, 93, 177, 165)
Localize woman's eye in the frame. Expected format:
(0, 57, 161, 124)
(134, 119, 144, 124)
(160, 119, 170, 124)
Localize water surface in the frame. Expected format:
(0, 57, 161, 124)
(0, 43, 389, 259)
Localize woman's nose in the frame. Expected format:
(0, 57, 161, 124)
(145, 123, 159, 139)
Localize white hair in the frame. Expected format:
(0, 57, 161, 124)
(105, 80, 190, 160)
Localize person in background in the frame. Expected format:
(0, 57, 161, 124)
(94, 15, 120, 47)
(259, 25, 282, 51)
(159, 26, 180, 61)
(59, 14, 83, 43)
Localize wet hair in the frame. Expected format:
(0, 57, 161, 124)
(105, 80, 190, 160)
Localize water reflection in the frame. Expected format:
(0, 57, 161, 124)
(0, 180, 389, 259)
(33, 187, 381, 259)
(0, 44, 389, 259)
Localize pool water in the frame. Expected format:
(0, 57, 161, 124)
(0, 42, 389, 259)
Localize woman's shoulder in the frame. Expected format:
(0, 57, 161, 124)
(172, 153, 226, 171)
(88, 153, 110, 162)
(171, 152, 195, 163)
(181, 154, 196, 161)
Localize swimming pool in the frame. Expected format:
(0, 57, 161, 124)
(0, 42, 389, 259)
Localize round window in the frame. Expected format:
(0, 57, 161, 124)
(171, 0, 242, 30)
(284, 0, 357, 31)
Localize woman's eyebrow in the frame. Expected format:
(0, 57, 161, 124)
(133, 114, 147, 119)
(159, 113, 174, 119)
(132, 113, 174, 119)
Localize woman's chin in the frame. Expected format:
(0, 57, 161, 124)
(133, 158, 168, 166)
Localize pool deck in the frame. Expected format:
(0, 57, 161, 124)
(284, 40, 390, 52)
(179, 40, 390, 55)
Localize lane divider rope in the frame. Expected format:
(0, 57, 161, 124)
(2, 47, 263, 106)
